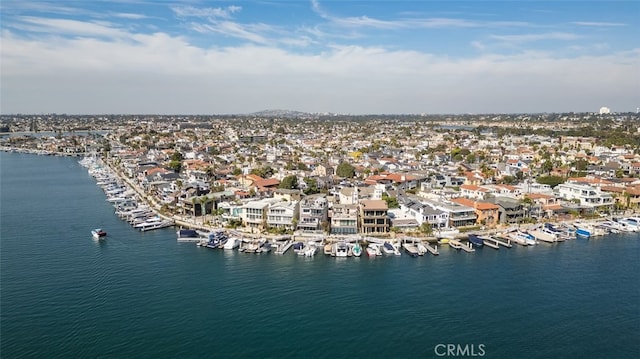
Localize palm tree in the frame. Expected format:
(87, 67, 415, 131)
(200, 196, 209, 224)
(191, 197, 197, 218)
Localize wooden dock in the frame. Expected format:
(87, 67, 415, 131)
(274, 240, 293, 255)
(479, 235, 512, 249)
(449, 239, 475, 252)
(480, 236, 499, 249)
(425, 243, 439, 256)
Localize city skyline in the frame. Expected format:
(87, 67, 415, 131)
(1, 0, 639, 115)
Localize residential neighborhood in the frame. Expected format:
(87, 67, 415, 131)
(2, 112, 639, 238)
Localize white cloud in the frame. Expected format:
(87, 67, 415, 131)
(10, 16, 128, 38)
(1, 29, 638, 114)
(172, 5, 242, 19)
(490, 32, 582, 43)
(112, 13, 149, 20)
(571, 21, 626, 27)
(190, 21, 272, 44)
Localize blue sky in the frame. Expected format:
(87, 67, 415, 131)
(1, 0, 638, 114)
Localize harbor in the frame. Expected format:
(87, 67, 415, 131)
(78, 155, 640, 260)
(2, 144, 639, 359)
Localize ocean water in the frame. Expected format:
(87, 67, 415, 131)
(1, 152, 639, 358)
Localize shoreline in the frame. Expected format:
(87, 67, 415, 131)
(78, 154, 639, 250)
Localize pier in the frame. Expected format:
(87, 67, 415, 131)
(274, 240, 293, 255)
(449, 239, 475, 252)
(480, 235, 512, 248)
(424, 243, 439, 256)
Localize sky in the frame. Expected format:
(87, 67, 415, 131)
(1, 0, 639, 115)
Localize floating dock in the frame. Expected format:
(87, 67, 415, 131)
(425, 243, 439, 256)
(274, 240, 293, 255)
(479, 235, 512, 248)
(480, 236, 499, 249)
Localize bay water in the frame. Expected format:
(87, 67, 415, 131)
(1, 152, 638, 358)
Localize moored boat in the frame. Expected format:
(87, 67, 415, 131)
(467, 234, 484, 247)
(366, 244, 378, 257)
(351, 242, 362, 257)
(402, 242, 419, 257)
(382, 242, 395, 255)
(177, 229, 200, 241)
(223, 237, 241, 250)
(334, 241, 348, 257)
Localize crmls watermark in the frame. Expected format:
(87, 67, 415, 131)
(434, 344, 486, 357)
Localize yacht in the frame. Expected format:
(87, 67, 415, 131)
(467, 234, 484, 247)
(304, 242, 318, 257)
(135, 218, 174, 231)
(177, 229, 200, 241)
(334, 241, 348, 257)
(528, 228, 557, 243)
(381, 242, 395, 255)
(618, 217, 639, 232)
(223, 237, 241, 250)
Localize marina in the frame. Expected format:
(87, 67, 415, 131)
(2, 149, 639, 359)
(77, 154, 639, 261)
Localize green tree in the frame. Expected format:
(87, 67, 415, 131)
(169, 160, 182, 173)
(536, 175, 565, 188)
(382, 193, 399, 209)
(279, 175, 298, 189)
(419, 222, 433, 236)
(336, 162, 355, 178)
(303, 177, 320, 195)
(465, 153, 477, 163)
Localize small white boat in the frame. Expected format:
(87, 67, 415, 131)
(366, 243, 380, 257)
(91, 228, 107, 239)
(416, 243, 428, 256)
(334, 241, 348, 257)
(223, 237, 241, 249)
(304, 242, 318, 257)
(402, 242, 419, 257)
(381, 242, 397, 255)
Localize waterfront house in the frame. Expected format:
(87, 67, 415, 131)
(359, 200, 390, 234)
(399, 196, 450, 229)
(450, 197, 500, 227)
(555, 182, 614, 211)
(217, 200, 243, 222)
(266, 200, 299, 230)
(329, 203, 359, 235)
(297, 194, 329, 233)
(432, 201, 477, 228)
(242, 198, 281, 230)
(487, 197, 526, 224)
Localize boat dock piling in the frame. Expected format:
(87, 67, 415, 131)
(425, 243, 439, 256)
(460, 241, 475, 253)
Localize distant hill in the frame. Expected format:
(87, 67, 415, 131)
(249, 109, 318, 119)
